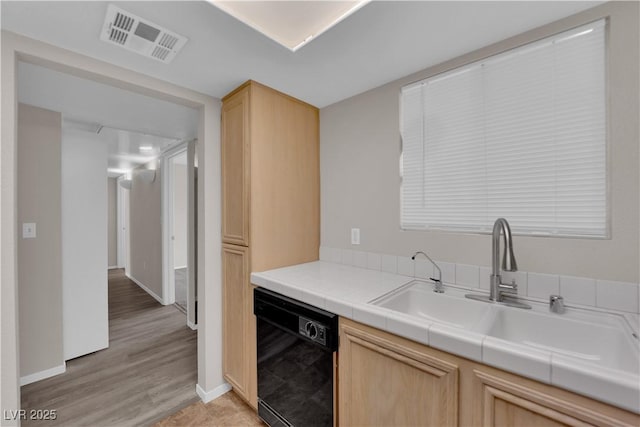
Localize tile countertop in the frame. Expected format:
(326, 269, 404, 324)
(250, 261, 640, 414)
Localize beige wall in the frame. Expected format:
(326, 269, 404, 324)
(129, 162, 163, 300)
(320, 2, 639, 283)
(107, 177, 117, 267)
(17, 103, 64, 377)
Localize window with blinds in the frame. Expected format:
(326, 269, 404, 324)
(400, 19, 607, 237)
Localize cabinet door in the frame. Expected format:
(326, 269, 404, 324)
(221, 88, 250, 246)
(471, 369, 639, 427)
(339, 318, 459, 426)
(222, 244, 250, 399)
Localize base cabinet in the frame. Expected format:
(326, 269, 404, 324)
(339, 318, 640, 427)
(339, 319, 458, 426)
(221, 244, 250, 400)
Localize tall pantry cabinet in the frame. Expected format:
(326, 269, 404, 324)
(221, 81, 320, 408)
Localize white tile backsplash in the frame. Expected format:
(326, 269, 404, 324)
(456, 264, 479, 288)
(318, 246, 639, 313)
(366, 252, 382, 271)
(320, 246, 342, 263)
(502, 271, 528, 296)
(438, 261, 456, 284)
(319, 246, 329, 262)
(397, 256, 414, 277)
(380, 254, 398, 274)
(340, 248, 354, 266)
(479, 267, 491, 290)
(527, 272, 559, 299)
(560, 276, 596, 307)
(415, 259, 433, 280)
(596, 280, 639, 313)
(353, 250, 368, 268)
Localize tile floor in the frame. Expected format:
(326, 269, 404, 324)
(155, 391, 264, 427)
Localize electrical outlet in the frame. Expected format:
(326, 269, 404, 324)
(351, 228, 360, 245)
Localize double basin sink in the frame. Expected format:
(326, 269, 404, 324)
(371, 280, 640, 373)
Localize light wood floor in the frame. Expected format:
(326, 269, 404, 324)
(20, 269, 198, 426)
(155, 391, 263, 427)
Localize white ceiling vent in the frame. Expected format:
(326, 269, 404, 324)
(100, 4, 187, 64)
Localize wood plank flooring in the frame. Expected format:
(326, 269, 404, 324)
(20, 269, 198, 427)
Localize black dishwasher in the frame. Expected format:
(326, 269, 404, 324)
(254, 287, 338, 427)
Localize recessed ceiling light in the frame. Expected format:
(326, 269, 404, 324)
(209, 1, 370, 51)
(139, 145, 154, 152)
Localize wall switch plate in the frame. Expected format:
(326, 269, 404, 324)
(23, 223, 36, 239)
(351, 228, 360, 245)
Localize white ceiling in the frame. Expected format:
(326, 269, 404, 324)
(19, 61, 196, 176)
(18, 61, 198, 140)
(1, 1, 604, 108)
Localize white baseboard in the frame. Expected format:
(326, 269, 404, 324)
(108, 265, 119, 270)
(187, 320, 197, 330)
(196, 382, 231, 404)
(20, 363, 66, 386)
(127, 274, 167, 305)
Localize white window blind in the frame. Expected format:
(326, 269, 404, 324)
(400, 20, 607, 237)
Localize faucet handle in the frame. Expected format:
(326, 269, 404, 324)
(499, 280, 518, 293)
(550, 295, 565, 314)
(429, 277, 444, 293)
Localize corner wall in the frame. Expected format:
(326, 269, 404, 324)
(17, 103, 64, 380)
(129, 162, 163, 302)
(108, 177, 117, 267)
(320, 2, 639, 283)
(61, 128, 109, 361)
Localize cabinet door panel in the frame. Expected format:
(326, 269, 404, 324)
(222, 244, 249, 398)
(221, 89, 250, 246)
(472, 369, 636, 427)
(339, 319, 458, 427)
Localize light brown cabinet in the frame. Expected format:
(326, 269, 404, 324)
(339, 318, 459, 426)
(339, 318, 640, 427)
(221, 244, 249, 397)
(221, 81, 319, 408)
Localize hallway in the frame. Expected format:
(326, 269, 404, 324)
(20, 269, 198, 426)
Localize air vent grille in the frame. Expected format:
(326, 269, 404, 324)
(113, 12, 134, 31)
(158, 33, 178, 50)
(152, 46, 171, 61)
(100, 4, 188, 64)
(109, 28, 128, 45)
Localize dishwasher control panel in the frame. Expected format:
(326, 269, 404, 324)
(299, 316, 326, 346)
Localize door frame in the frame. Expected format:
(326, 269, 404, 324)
(161, 143, 187, 308)
(2, 31, 227, 417)
(116, 175, 130, 273)
(162, 141, 198, 330)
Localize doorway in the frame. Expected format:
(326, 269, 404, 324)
(163, 142, 197, 328)
(117, 175, 130, 275)
(2, 31, 224, 416)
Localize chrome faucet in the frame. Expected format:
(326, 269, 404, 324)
(489, 218, 518, 302)
(549, 295, 566, 314)
(411, 251, 444, 293)
(466, 218, 531, 309)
